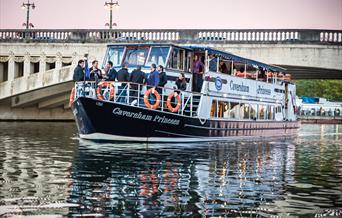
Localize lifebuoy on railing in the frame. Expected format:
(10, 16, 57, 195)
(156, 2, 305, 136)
(68, 87, 75, 107)
(96, 81, 115, 101)
(143, 88, 161, 109)
(167, 92, 181, 113)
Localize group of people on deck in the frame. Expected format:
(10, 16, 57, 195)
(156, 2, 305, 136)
(207, 55, 287, 81)
(73, 58, 188, 102)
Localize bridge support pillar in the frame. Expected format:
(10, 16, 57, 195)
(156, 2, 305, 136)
(39, 56, 46, 73)
(8, 56, 15, 82)
(23, 55, 31, 77)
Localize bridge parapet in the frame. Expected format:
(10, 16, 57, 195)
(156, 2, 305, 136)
(0, 29, 341, 44)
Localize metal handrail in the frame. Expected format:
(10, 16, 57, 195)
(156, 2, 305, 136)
(74, 81, 199, 117)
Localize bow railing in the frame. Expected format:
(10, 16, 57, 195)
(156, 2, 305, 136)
(73, 81, 201, 117)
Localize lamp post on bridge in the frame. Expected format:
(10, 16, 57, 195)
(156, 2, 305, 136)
(21, 0, 35, 30)
(104, 0, 119, 30)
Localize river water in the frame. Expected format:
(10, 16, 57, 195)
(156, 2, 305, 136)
(0, 123, 341, 217)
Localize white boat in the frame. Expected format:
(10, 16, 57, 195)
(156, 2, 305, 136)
(70, 43, 300, 142)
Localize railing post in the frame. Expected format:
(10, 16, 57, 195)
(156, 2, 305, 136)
(137, 84, 140, 107)
(190, 94, 193, 117)
(126, 84, 130, 104)
(161, 88, 164, 111)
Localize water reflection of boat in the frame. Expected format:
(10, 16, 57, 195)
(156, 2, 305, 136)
(71, 44, 300, 142)
(68, 140, 294, 217)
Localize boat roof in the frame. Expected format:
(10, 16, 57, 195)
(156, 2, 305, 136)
(107, 43, 287, 73)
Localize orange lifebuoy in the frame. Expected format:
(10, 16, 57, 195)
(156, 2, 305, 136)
(143, 88, 161, 109)
(68, 87, 75, 107)
(96, 81, 115, 101)
(167, 92, 181, 113)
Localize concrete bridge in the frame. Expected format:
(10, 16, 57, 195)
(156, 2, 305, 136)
(0, 29, 341, 120)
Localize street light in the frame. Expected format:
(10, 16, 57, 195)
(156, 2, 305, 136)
(104, 0, 119, 30)
(21, 0, 35, 30)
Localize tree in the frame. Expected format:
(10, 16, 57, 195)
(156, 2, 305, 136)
(295, 80, 342, 101)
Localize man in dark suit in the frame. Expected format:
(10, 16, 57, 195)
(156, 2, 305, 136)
(116, 63, 130, 103)
(117, 63, 129, 84)
(89, 60, 103, 82)
(104, 61, 117, 81)
(73, 59, 85, 82)
(129, 66, 145, 105)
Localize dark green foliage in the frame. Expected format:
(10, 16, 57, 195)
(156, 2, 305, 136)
(295, 80, 342, 101)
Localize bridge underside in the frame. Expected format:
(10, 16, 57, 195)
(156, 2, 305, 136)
(0, 82, 74, 120)
(279, 66, 342, 80)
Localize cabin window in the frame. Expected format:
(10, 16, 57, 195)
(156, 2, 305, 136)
(265, 105, 270, 120)
(186, 52, 192, 72)
(107, 47, 125, 67)
(223, 102, 230, 118)
(250, 104, 257, 120)
(218, 101, 229, 118)
(210, 100, 217, 117)
(258, 105, 265, 120)
(267, 105, 275, 120)
(230, 102, 239, 119)
(208, 56, 218, 72)
(146, 47, 170, 67)
(241, 103, 250, 119)
(124, 47, 149, 67)
(219, 59, 231, 74)
(179, 49, 185, 70)
(211, 100, 230, 118)
(168, 48, 185, 70)
(275, 106, 282, 113)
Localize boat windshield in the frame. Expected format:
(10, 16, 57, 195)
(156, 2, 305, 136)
(146, 46, 170, 67)
(123, 47, 149, 67)
(107, 47, 125, 67)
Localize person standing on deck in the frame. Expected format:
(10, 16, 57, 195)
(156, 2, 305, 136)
(175, 72, 187, 92)
(89, 60, 103, 82)
(146, 63, 160, 88)
(116, 63, 130, 102)
(73, 59, 85, 82)
(193, 55, 204, 92)
(129, 66, 145, 105)
(104, 61, 117, 81)
(157, 65, 167, 94)
(146, 63, 160, 104)
(219, 60, 229, 74)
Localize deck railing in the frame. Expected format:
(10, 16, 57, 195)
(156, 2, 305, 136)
(74, 81, 201, 117)
(1, 29, 341, 44)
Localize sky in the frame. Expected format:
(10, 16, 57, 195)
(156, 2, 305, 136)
(0, 0, 341, 29)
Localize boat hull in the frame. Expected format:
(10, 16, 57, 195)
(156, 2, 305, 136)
(72, 97, 300, 142)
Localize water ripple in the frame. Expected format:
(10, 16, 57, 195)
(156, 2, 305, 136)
(0, 123, 341, 217)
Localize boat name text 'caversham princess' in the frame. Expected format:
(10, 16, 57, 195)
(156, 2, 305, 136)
(230, 81, 249, 93)
(112, 107, 180, 125)
(257, 85, 272, 95)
